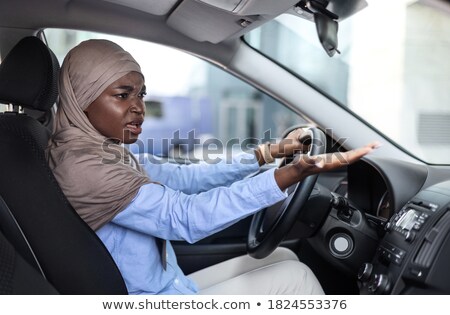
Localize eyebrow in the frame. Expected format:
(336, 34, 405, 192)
(112, 85, 146, 92)
(112, 85, 134, 91)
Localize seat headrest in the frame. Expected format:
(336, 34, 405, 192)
(0, 36, 60, 111)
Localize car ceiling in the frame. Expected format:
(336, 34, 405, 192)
(0, 0, 301, 63)
(1, 0, 298, 41)
(0, 0, 370, 63)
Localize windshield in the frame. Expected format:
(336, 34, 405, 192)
(245, 0, 450, 164)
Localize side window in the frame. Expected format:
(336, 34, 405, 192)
(145, 101, 163, 118)
(45, 29, 306, 161)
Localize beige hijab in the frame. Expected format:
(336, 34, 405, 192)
(46, 39, 151, 231)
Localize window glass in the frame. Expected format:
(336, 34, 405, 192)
(45, 29, 305, 162)
(245, 0, 450, 164)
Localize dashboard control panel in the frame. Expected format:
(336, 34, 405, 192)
(359, 181, 450, 294)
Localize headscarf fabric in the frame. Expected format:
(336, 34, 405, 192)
(46, 39, 151, 231)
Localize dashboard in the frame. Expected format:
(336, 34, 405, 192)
(309, 156, 450, 294)
(360, 179, 450, 294)
(347, 160, 393, 220)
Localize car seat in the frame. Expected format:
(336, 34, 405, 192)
(0, 36, 127, 294)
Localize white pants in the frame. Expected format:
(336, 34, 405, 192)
(188, 247, 324, 295)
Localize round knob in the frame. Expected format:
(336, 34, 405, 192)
(358, 263, 373, 282)
(405, 231, 416, 242)
(368, 274, 391, 294)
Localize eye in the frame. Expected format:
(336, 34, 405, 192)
(138, 91, 147, 99)
(115, 93, 129, 99)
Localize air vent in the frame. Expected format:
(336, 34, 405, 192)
(414, 211, 450, 268)
(418, 113, 450, 144)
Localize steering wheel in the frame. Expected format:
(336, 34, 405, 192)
(247, 126, 327, 259)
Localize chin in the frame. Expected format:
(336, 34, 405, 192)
(121, 130, 140, 144)
(123, 138, 139, 145)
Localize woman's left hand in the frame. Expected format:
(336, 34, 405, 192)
(255, 128, 309, 166)
(270, 128, 308, 159)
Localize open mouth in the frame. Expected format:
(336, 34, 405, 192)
(125, 120, 143, 135)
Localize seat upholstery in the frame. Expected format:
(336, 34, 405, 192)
(0, 221, 58, 294)
(0, 36, 59, 112)
(0, 36, 128, 294)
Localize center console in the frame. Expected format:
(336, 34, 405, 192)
(358, 180, 450, 294)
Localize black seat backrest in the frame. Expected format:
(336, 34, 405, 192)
(0, 36, 127, 294)
(0, 221, 58, 294)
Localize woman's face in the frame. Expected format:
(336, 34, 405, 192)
(84, 71, 146, 144)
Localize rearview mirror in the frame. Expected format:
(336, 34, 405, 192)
(314, 12, 340, 57)
(292, 0, 349, 57)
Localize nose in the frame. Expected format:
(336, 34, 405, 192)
(130, 100, 145, 116)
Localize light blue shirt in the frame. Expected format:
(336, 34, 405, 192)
(96, 153, 287, 294)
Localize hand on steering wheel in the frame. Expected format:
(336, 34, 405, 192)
(248, 126, 380, 259)
(247, 127, 326, 259)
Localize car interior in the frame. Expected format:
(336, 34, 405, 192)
(1, 0, 450, 295)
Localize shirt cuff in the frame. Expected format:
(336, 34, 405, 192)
(247, 168, 287, 208)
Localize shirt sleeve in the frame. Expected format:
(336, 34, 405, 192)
(111, 168, 287, 243)
(136, 152, 260, 194)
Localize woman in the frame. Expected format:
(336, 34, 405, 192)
(47, 39, 379, 295)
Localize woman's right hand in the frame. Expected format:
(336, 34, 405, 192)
(274, 142, 381, 191)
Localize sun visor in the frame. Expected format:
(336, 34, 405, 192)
(167, 0, 298, 43)
(101, 0, 178, 15)
(196, 0, 299, 16)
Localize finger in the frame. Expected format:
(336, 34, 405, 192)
(300, 142, 381, 171)
(295, 153, 347, 176)
(333, 141, 382, 165)
(365, 141, 383, 150)
(287, 128, 305, 141)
